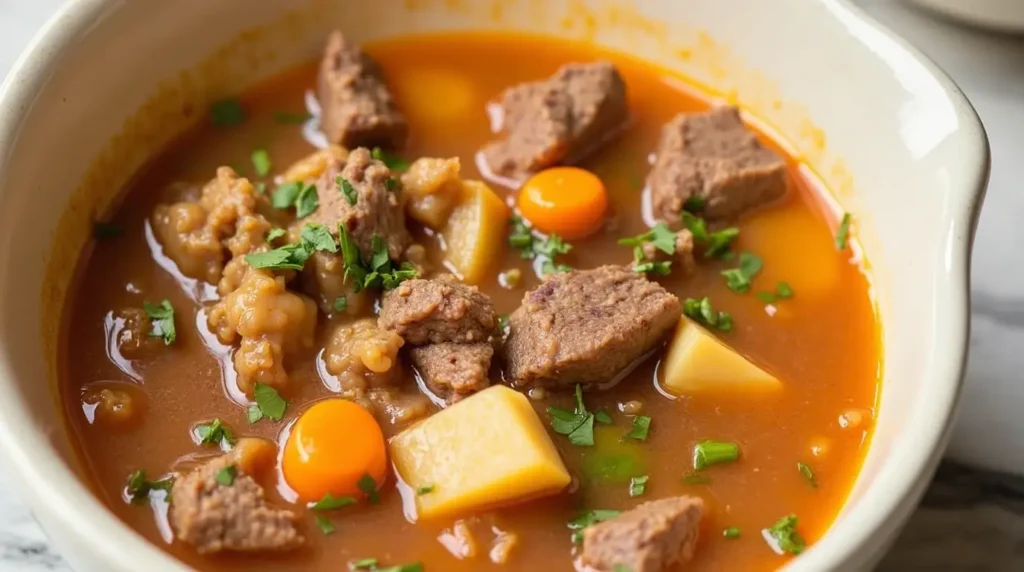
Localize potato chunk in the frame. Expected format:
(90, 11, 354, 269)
(401, 157, 462, 229)
(661, 318, 781, 394)
(442, 180, 508, 285)
(389, 385, 570, 520)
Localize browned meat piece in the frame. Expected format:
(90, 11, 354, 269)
(649, 106, 787, 222)
(481, 62, 628, 180)
(170, 439, 304, 554)
(306, 147, 410, 260)
(411, 342, 493, 404)
(379, 276, 496, 345)
(317, 31, 407, 149)
(581, 496, 704, 572)
(639, 229, 696, 275)
(505, 266, 680, 389)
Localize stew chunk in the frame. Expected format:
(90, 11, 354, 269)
(481, 62, 628, 180)
(317, 31, 407, 149)
(170, 438, 304, 554)
(409, 342, 493, 404)
(505, 266, 680, 389)
(306, 147, 410, 261)
(379, 276, 496, 345)
(581, 496, 704, 572)
(649, 106, 787, 222)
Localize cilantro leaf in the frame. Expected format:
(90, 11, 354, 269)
(252, 382, 287, 421)
(300, 222, 338, 253)
(295, 184, 319, 218)
(568, 509, 622, 544)
(534, 234, 572, 258)
(721, 252, 762, 293)
(195, 418, 234, 448)
(251, 149, 271, 177)
(338, 176, 358, 206)
(125, 470, 174, 504)
(143, 299, 176, 345)
(370, 147, 410, 171)
(683, 195, 706, 212)
(334, 296, 348, 312)
(210, 99, 245, 127)
(271, 182, 302, 209)
(682, 297, 732, 332)
(508, 215, 535, 258)
(624, 415, 651, 442)
(358, 474, 380, 504)
(214, 465, 237, 487)
(265, 228, 286, 243)
(633, 260, 672, 276)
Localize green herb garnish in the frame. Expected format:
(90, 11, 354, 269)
(358, 473, 380, 504)
(210, 99, 245, 127)
(618, 222, 676, 255)
(252, 382, 287, 421)
(266, 228, 286, 243)
(624, 415, 651, 442)
(497, 314, 510, 334)
(568, 509, 621, 544)
(682, 211, 739, 258)
(215, 465, 237, 487)
(246, 405, 263, 424)
(682, 297, 732, 332)
(351, 558, 379, 570)
(721, 252, 763, 293)
(125, 470, 173, 504)
(723, 527, 741, 539)
(765, 514, 806, 555)
(338, 224, 418, 292)
(508, 215, 535, 258)
(300, 222, 338, 253)
(334, 296, 348, 313)
(272, 182, 302, 209)
(195, 419, 235, 448)
(338, 176, 358, 206)
(835, 213, 852, 250)
(683, 195, 706, 212)
(295, 184, 319, 217)
(797, 462, 817, 487)
(416, 485, 435, 495)
(312, 492, 356, 511)
(633, 260, 672, 276)
(540, 259, 572, 275)
(370, 147, 410, 171)
(244, 245, 308, 271)
(93, 221, 123, 239)
(594, 409, 613, 425)
(547, 385, 597, 447)
(315, 514, 336, 535)
(251, 149, 271, 177)
(143, 299, 176, 345)
(693, 440, 740, 470)
(758, 281, 795, 305)
(629, 475, 649, 497)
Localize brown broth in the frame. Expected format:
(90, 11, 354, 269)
(60, 33, 880, 571)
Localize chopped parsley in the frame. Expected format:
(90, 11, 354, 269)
(723, 527, 741, 539)
(508, 215, 535, 258)
(300, 222, 338, 252)
(416, 485, 435, 495)
(143, 299, 176, 345)
(311, 492, 356, 511)
(682, 297, 733, 332)
(334, 296, 348, 313)
(765, 514, 806, 555)
(251, 149, 271, 177)
(547, 385, 597, 447)
(274, 111, 311, 124)
(93, 221, 122, 239)
(245, 222, 338, 271)
(757, 281, 795, 304)
(682, 211, 740, 259)
(358, 474, 380, 504)
(835, 212, 852, 250)
(693, 440, 740, 470)
(629, 475, 649, 497)
(125, 470, 173, 504)
(252, 382, 287, 421)
(271, 182, 302, 209)
(214, 465, 237, 487)
(209, 99, 245, 127)
(265, 228, 286, 243)
(624, 415, 651, 442)
(567, 509, 621, 544)
(370, 147, 410, 171)
(618, 222, 677, 255)
(246, 405, 263, 424)
(314, 514, 336, 535)
(195, 419, 234, 448)
(271, 181, 319, 217)
(594, 409, 613, 425)
(295, 184, 320, 217)
(683, 195, 706, 212)
(541, 259, 572, 275)
(534, 234, 572, 258)
(721, 252, 763, 293)
(338, 224, 418, 292)
(633, 260, 672, 276)
(338, 176, 358, 206)
(508, 215, 573, 273)
(797, 462, 817, 487)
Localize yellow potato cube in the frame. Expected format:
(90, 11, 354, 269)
(442, 180, 508, 284)
(389, 385, 571, 520)
(661, 318, 781, 394)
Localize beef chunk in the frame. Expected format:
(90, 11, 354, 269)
(170, 439, 303, 553)
(306, 147, 409, 260)
(482, 61, 628, 180)
(639, 229, 696, 276)
(649, 106, 786, 222)
(581, 496, 704, 572)
(317, 31, 407, 149)
(411, 342, 493, 404)
(379, 276, 496, 345)
(505, 266, 680, 389)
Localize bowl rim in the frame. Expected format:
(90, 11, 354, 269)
(0, 0, 989, 570)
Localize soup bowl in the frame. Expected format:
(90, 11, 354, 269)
(0, 0, 987, 570)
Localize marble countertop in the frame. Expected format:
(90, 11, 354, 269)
(1, 0, 1023, 570)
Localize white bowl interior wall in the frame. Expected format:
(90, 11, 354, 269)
(0, 0, 984, 571)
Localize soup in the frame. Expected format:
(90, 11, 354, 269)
(60, 32, 879, 572)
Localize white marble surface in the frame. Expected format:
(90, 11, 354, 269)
(0, 0, 1023, 570)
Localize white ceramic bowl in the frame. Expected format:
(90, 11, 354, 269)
(909, 0, 1024, 32)
(0, 0, 988, 570)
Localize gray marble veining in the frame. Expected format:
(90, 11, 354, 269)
(0, 0, 1023, 570)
